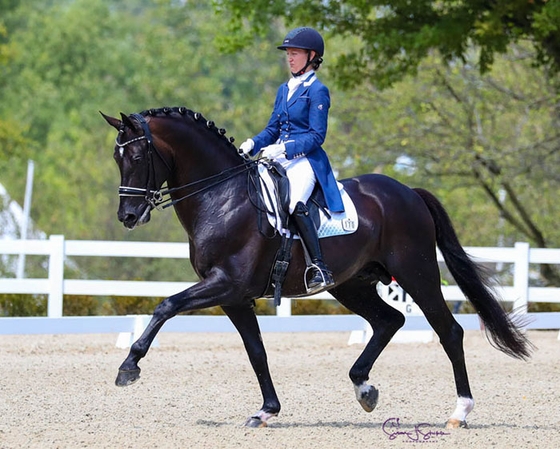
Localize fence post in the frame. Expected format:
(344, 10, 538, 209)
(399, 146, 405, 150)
(47, 234, 65, 318)
(276, 298, 292, 317)
(513, 242, 530, 315)
(115, 315, 159, 349)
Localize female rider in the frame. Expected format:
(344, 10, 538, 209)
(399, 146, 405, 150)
(240, 27, 343, 294)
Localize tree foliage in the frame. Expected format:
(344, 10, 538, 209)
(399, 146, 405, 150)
(323, 43, 560, 283)
(0, 0, 285, 243)
(0, 0, 559, 291)
(215, 0, 560, 280)
(214, 0, 560, 88)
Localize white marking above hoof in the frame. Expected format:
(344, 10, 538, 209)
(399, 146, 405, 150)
(447, 396, 474, 428)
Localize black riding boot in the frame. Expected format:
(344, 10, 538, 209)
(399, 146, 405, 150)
(291, 202, 334, 294)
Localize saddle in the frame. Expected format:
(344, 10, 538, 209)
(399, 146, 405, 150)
(257, 160, 291, 233)
(249, 161, 335, 306)
(253, 160, 329, 234)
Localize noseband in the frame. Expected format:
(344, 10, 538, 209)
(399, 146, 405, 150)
(116, 113, 171, 209)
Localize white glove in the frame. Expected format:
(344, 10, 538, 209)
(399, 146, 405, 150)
(239, 139, 254, 155)
(262, 143, 286, 160)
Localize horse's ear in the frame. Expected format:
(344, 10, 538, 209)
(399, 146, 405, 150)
(100, 111, 122, 130)
(119, 112, 136, 130)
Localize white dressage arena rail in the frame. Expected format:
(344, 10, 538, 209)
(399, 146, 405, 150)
(0, 236, 559, 336)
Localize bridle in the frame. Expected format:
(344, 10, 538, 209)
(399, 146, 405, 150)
(116, 113, 172, 209)
(116, 113, 257, 211)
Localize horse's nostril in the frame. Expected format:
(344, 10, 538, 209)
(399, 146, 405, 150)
(120, 213, 137, 227)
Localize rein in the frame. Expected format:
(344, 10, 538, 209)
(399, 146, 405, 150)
(159, 162, 257, 210)
(117, 113, 258, 210)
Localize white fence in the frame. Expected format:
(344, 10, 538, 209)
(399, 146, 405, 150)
(0, 236, 559, 335)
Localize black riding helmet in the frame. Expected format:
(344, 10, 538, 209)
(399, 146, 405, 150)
(277, 27, 324, 76)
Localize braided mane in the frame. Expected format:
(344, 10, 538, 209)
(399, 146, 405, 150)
(139, 106, 237, 151)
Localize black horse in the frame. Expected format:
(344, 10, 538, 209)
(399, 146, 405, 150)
(102, 107, 532, 429)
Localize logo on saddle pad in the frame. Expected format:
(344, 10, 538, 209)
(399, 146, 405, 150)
(258, 164, 358, 238)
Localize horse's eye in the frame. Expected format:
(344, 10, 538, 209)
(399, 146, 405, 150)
(131, 153, 144, 163)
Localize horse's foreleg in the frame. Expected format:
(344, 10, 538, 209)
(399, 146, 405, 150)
(222, 305, 281, 427)
(115, 295, 184, 386)
(115, 315, 166, 386)
(329, 278, 405, 413)
(116, 273, 233, 387)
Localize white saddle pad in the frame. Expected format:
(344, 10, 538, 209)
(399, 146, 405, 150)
(258, 164, 358, 239)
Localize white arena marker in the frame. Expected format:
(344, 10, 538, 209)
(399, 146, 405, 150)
(348, 281, 433, 345)
(116, 315, 159, 349)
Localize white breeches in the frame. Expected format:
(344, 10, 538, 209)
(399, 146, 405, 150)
(277, 155, 316, 214)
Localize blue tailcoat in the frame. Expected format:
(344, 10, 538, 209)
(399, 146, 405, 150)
(250, 75, 344, 213)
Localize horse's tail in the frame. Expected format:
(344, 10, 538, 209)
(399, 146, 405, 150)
(413, 188, 534, 360)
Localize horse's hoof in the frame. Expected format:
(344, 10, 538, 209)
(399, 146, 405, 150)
(244, 416, 268, 428)
(446, 419, 468, 429)
(356, 384, 379, 413)
(115, 368, 141, 387)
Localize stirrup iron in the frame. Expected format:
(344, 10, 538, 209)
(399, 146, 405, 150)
(304, 262, 334, 295)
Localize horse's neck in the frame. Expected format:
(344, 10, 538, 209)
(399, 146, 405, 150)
(170, 152, 249, 237)
(158, 117, 249, 237)
(169, 126, 242, 183)
(172, 175, 251, 245)
(171, 153, 245, 192)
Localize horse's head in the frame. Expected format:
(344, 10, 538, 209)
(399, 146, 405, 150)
(101, 111, 172, 229)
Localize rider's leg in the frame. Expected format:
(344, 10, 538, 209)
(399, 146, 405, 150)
(284, 158, 334, 293)
(285, 157, 316, 214)
(291, 201, 334, 294)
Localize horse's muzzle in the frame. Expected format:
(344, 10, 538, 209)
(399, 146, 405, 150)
(118, 203, 151, 229)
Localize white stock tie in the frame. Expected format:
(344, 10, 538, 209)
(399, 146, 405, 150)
(287, 77, 304, 101)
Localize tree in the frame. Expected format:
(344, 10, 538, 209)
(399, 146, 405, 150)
(324, 44, 560, 283)
(0, 0, 292, 295)
(215, 0, 560, 286)
(1, 0, 558, 290)
(0, 0, 285, 242)
(214, 0, 560, 88)
(0, 0, 27, 161)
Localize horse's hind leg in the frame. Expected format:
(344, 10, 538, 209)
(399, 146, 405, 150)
(222, 304, 281, 427)
(329, 277, 405, 413)
(395, 262, 474, 428)
(420, 301, 474, 428)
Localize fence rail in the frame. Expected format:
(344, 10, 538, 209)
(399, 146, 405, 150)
(0, 236, 559, 335)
